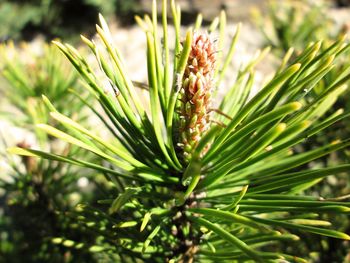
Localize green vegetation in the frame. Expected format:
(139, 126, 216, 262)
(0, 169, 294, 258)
(0, 0, 140, 42)
(0, 43, 103, 262)
(1, 0, 349, 262)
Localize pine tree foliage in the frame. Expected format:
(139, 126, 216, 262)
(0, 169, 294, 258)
(0, 43, 102, 262)
(8, 0, 350, 262)
(0, 43, 84, 134)
(251, 0, 334, 55)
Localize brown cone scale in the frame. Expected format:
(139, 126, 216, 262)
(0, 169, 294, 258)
(178, 32, 216, 163)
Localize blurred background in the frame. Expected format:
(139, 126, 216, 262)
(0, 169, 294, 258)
(0, 0, 349, 42)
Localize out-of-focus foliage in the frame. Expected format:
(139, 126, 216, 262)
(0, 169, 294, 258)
(0, 43, 80, 128)
(0, 43, 108, 262)
(0, 0, 140, 42)
(252, 0, 335, 56)
(0, 145, 100, 263)
(0, 2, 44, 41)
